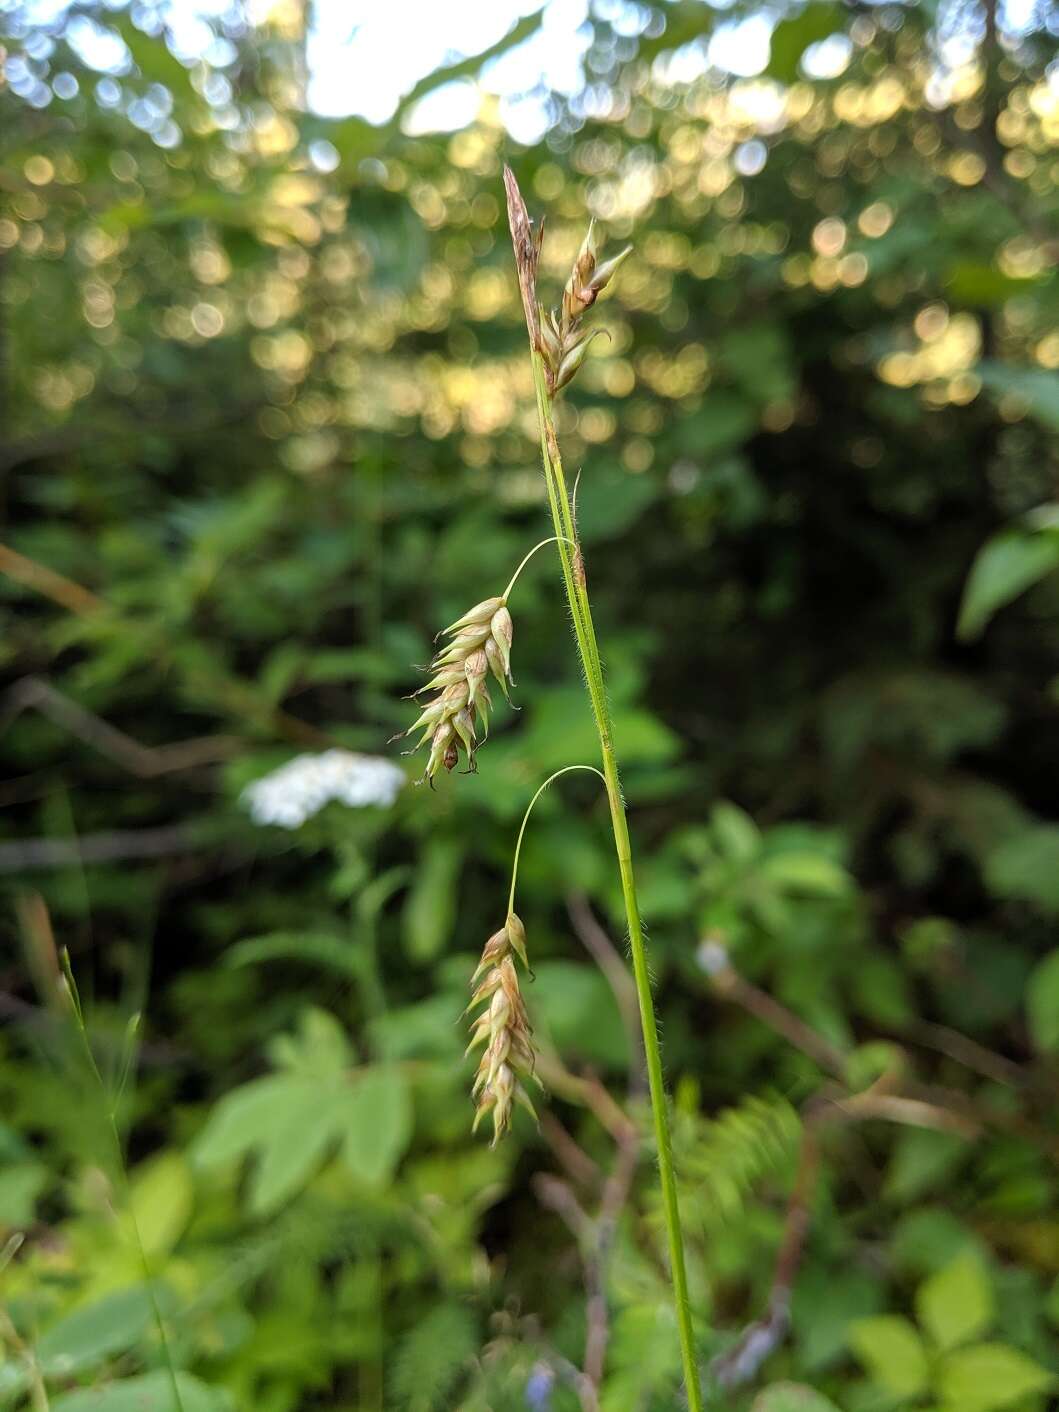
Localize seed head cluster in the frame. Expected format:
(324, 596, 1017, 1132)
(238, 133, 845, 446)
(503, 164, 630, 396)
(466, 912, 539, 1144)
(402, 595, 514, 783)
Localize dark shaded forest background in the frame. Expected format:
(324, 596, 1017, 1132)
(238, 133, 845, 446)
(3, 1, 1059, 1408)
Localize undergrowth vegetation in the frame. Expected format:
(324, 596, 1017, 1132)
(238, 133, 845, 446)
(3, 0, 1059, 1408)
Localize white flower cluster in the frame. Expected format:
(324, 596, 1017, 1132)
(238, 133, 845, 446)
(241, 750, 406, 829)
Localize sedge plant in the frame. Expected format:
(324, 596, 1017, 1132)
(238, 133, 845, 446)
(402, 169, 702, 1407)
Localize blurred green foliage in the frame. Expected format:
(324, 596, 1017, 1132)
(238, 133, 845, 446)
(3, 0, 1059, 1408)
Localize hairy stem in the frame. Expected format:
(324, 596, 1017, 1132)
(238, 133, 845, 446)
(528, 352, 703, 1409)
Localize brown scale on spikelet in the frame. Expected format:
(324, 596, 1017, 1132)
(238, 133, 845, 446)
(466, 912, 539, 1145)
(400, 596, 515, 783)
(504, 165, 631, 397)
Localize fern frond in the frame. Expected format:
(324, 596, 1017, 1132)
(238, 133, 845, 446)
(388, 1303, 479, 1412)
(675, 1092, 802, 1227)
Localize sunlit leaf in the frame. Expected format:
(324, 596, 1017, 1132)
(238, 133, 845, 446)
(342, 1066, 413, 1186)
(848, 1315, 929, 1399)
(916, 1253, 994, 1351)
(936, 1343, 1055, 1411)
(957, 526, 1059, 640)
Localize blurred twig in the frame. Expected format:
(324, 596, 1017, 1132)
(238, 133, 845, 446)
(0, 824, 197, 873)
(700, 939, 991, 1390)
(534, 896, 647, 1397)
(712, 1130, 819, 1389)
(2, 677, 240, 776)
(902, 1019, 1026, 1089)
(0, 540, 104, 616)
(0, 543, 332, 748)
(698, 939, 849, 1081)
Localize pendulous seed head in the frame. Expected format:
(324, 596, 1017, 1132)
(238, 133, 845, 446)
(401, 590, 517, 782)
(467, 912, 539, 1144)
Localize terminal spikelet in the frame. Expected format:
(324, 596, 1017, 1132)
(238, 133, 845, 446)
(466, 912, 539, 1145)
(504, 165, 630, 397)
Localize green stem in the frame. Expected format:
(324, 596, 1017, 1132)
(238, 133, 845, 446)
(507, 764, 606, 917)
(529, 353, 704, 1410)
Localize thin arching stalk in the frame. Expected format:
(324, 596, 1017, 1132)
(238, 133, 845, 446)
(506, 764, 606, 917)
(505, 171, 704, 1408)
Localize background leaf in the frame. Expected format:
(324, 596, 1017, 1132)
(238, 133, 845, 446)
(342, 1066, 414, 1186)
(915, 1253, 994, 1352)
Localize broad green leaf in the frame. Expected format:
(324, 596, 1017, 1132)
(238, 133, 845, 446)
(986, 826, 1059, 913)
(531, 961, 630, 1069)
(37, 1286, 154, 1376)
(269, 1006, 351, 1077)
(890, 1208, 982, 1277)
(224, 931, 360, 978)
(978, 363, 1059, 432)
(916, 1253, 994, 1351)
(0, 1161, 46, 1225)
(342, 1066, 413, 1186)
(52, 1371, 229, 1412)
(848, 1315, 929, 1399)
(575, 461, 659, 541)
(403, 836, 462, 962)
(1026, 950, 1059, 1051)
(248, 1090, 345, 1214)
(946, 262, 1041, 306)
(369, 994, 465, 1062)
(712, 801, 761, 862)
(193, 1011, 364, 1210)
(676, 392, 756, 456)
(792, 1266, 885, 1371)
(758, 851, 851, 896)
(957, 527, 1059, 640)
(125, 1152, 193, 1257)
(751, 1385, 841, 1412)
(936, 1342, 1055, 1410)
(719, 323, 796, 405)
(885, 1128, 968, 1203)
(192, 1075, 299, 1169)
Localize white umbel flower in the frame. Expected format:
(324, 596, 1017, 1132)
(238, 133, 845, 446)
(241, 750, 406, 829)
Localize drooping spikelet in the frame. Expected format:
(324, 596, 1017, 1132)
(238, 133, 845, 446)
(401, 595, 515, 783)
(466, 912, 539, 1145)
(504, 165, 630, 397)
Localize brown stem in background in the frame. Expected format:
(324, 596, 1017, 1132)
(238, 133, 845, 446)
(712, 1130, 819, 1389)
(0, 825, 199, 874)
(538, 1111, 601, 1189)
(567, 892, 643, 1089)
(0, 546, 332, 748)
(698, 939, 849, 1081)
(902, 1019, 1026, 1089)
(2, 677, 240, 776)
(549, 896, 646, 1393)
(699, 940, 1009, 1389)
(0, 540, 105, 616)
